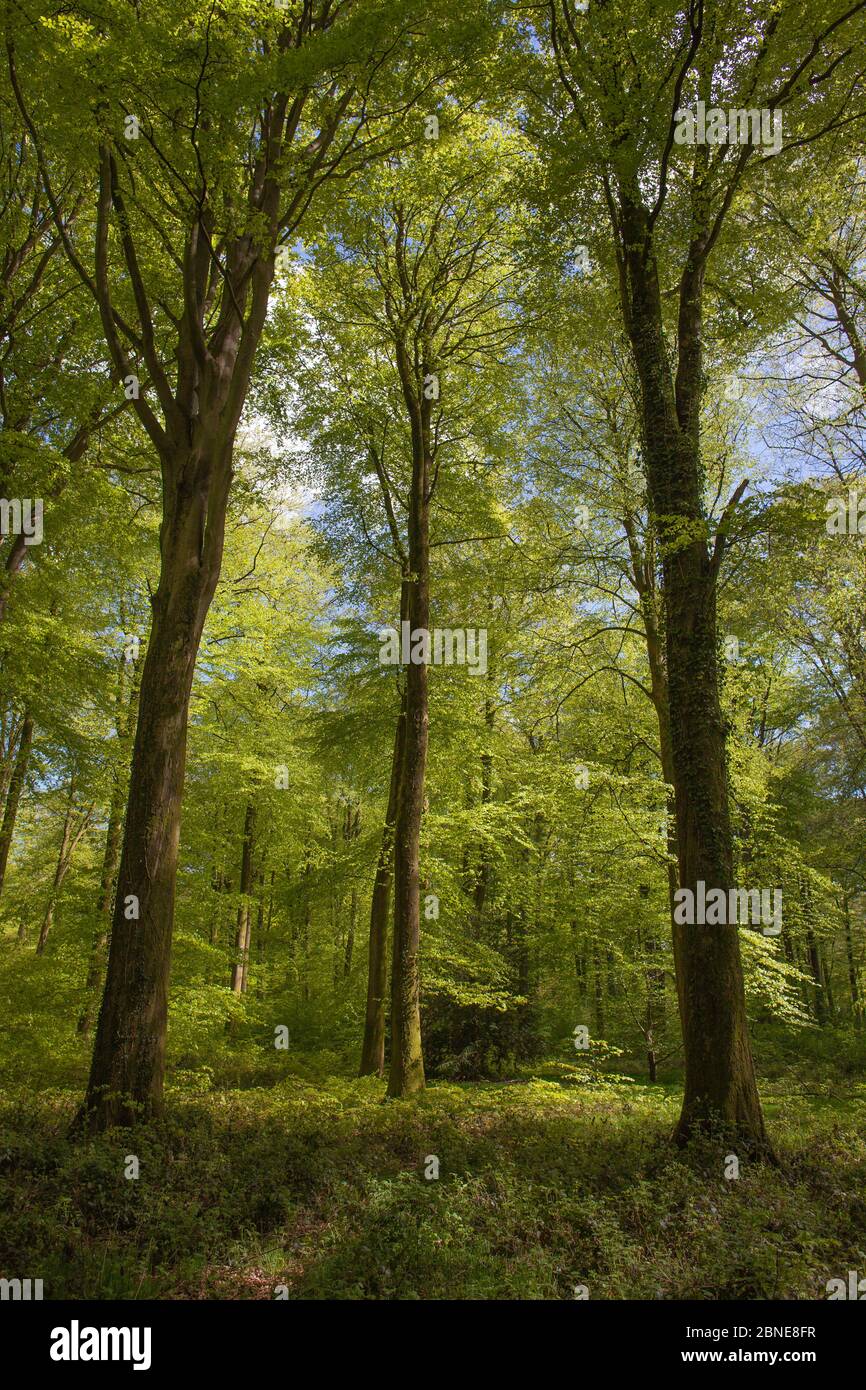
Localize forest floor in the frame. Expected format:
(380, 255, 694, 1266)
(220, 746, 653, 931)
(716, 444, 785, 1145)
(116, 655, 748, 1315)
(2, 1034, 865, 1300)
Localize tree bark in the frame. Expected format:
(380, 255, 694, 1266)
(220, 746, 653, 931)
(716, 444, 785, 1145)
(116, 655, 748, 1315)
(620, 197, 768, 1150)
(360, 706, 405, 1076)
(632, 546, 679, 1027)
(387, 351, 431, 1099)
(78, 652, 140, 1034)
(76, 448, 231, 1131)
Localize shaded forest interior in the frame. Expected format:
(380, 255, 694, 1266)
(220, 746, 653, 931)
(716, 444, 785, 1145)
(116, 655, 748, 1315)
(1, 0, 865, 1301)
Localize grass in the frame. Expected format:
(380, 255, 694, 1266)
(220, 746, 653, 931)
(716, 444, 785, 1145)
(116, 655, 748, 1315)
(2, 1038, 865, 1300)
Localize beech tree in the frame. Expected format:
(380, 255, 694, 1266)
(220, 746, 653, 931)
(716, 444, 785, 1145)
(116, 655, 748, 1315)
(289, 117, 526, 1092)
(10, 0, 489, 1129)
(522, 0, 866, 1147)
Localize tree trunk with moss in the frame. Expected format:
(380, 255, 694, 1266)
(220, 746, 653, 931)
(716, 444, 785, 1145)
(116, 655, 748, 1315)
(78, 653, 140, 1034)
(620, 197, 768, 1150)
(360, 706, 404, 1076)
(387, 351, 430, 1100)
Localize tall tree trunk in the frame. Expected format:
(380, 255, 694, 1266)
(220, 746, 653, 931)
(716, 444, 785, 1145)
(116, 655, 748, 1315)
(230, 802, 256, 995)
(635, 560, 678, 1027)
(620, 198, 768, 1150)
(0, 708, 32, 903)
(78, 653, 140, 1035)
(76, 449, 231, 1132)
(359, 693, 406, 1076)
(662, 480, 764, 1144)
(387, 358, 431, 1099)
